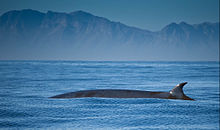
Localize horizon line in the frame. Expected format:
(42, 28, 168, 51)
(0, 59, 219, 62)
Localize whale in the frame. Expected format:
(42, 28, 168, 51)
(50, 82, 194, 100)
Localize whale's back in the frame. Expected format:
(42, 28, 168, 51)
(50, 89, 168, 99)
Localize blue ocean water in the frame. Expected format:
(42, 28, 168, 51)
(0, 61, 219, 129)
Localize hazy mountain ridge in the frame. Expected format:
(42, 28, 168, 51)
(158, 21, 219, 45)
(0, 9, 219, 61)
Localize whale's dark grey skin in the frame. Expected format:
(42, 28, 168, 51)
(50, 82, 194, 100)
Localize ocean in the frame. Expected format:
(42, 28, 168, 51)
(0, 61, 219, 129)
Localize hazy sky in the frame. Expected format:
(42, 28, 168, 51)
(0, 0, 219, 31)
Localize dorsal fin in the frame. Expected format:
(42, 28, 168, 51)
(169, 82, 194, 100)
(171, 82, 187, 93)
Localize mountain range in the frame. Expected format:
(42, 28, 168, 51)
(0, 9, 219, 61)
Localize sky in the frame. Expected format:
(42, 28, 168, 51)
(0, 0, 219, 31)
